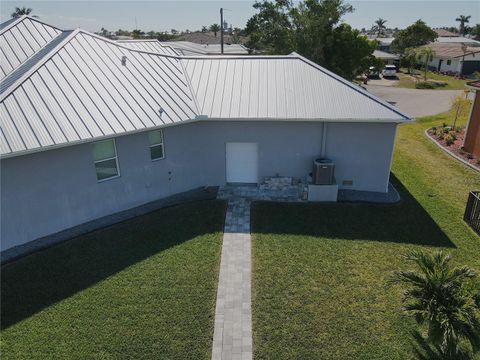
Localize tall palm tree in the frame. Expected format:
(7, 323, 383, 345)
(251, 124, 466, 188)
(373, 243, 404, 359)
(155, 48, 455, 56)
(456, 15, 471, 35)
(416, 46, 435, 81)
(373, 18, 387, 37)
(11, 7, 36, 18)
(387, 251, 480, 359)
(210, 23, 220, 38)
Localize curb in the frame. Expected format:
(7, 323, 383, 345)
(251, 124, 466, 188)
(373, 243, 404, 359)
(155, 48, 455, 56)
(424, 128, 480, 173)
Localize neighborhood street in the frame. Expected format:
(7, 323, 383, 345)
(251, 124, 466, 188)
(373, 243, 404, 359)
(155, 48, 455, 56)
(366, 85, 463, 117)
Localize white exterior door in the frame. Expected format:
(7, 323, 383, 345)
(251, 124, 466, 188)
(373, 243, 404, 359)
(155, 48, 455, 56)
(226, 143, 258, 183)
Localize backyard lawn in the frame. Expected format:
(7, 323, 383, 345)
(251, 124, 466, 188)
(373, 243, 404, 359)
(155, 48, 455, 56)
(251, 110, 480, 359)
(1, 200, 226, 359)
(396, 69, 470, 90)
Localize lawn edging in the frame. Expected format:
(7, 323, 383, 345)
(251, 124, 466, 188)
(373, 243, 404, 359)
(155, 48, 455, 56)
(425, 128, 480, 173)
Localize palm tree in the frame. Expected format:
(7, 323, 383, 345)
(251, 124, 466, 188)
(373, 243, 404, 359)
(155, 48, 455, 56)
(210, 23, 220, 38)
(456, 15, 471, 35)
(11, 7, 36, 18)
(201, 26, 208, 33)
(387, 251, 480, 359)
(403, 47, 417, 75)
(373, 18, 387, 37)
(416, 46, 435, 81)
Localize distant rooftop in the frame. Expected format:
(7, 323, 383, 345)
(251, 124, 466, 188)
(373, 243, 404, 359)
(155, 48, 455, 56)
(424, 42, 480, 58)
(373, 50, 399, 60)
(436, 37, 480, 46)
(433, 28, 459, 37)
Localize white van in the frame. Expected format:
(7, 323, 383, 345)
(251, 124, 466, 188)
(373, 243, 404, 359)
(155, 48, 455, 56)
(383, 65, 397, 78)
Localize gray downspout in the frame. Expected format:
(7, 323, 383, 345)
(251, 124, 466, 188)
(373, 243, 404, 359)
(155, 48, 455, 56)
(321, 122, 328, 157)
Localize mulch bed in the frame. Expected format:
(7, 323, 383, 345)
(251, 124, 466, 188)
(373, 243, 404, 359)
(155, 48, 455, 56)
(427, 127, 480, 170)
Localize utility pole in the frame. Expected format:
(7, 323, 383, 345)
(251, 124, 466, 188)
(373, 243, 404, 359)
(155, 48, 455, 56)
(220, 8, 224, 54)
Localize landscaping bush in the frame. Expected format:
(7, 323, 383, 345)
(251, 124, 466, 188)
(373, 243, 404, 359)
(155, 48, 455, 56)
(445, 133, 455, 146)
(437, 133, 444, 141)
(431, 127, 437, 135)
(415, 81, 447, 89)
(415, 81, 436, 89)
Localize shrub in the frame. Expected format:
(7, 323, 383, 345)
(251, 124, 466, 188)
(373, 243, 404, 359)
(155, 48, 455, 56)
(445, 133, 455, 146)
(443, 126, 451, 134)
(387, 251, 480, 360)
(431, 127, 437, 135)
(415, 81, 436, 89)
(473, 71, 480, 80)
(437, 133, 445, 141)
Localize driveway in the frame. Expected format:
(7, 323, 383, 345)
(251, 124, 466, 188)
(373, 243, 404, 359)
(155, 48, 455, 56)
(365, 85, 463, 118)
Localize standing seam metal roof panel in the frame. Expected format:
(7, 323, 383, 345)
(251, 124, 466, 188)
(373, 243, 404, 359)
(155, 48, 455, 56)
(0, 30, 198, 157)
(0, 16, 62, 81)
(182, 56, 410, 121)
(117, 39, 180, 56)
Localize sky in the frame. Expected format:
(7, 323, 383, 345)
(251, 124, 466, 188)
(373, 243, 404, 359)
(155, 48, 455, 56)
(0, 0, 478, 33)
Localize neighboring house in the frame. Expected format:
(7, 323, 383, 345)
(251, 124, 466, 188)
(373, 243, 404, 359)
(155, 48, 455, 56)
(436, 37, 480, 47)
(419, 43, 480, 75)
(373, 50, 399, 65)
(464, 80, 480, 157)
(366, 36, 395, 52)
(0, 16, 411, 252)
(433, 28, 459, 37)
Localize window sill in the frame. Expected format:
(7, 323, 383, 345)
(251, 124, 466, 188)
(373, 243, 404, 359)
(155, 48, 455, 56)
(97, 174, 121, 183)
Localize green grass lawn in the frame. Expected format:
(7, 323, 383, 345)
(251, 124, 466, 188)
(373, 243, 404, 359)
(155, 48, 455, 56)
(251, 111, 480, 359)
(396, 70, 469, 90)
(1, 200, 226, 359)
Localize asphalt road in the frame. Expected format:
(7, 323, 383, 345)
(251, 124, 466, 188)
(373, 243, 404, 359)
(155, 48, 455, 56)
(365, 85, 463, 118)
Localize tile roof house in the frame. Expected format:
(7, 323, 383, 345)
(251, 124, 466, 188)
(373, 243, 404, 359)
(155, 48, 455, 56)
(420, 42, 480, 75)
(433, 28, 459, 38)
(0, 16, 412, 253)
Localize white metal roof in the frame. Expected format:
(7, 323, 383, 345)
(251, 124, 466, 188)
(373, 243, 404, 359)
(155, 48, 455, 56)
(0, 30, 198, 158)
(162, 41, 249, 56)
(373, 50, 399, 60)
(0, 16, 62, 81)
(116, 39, 180, 56)
(181, 55, 410, 121)
(0, 18, 411, 159)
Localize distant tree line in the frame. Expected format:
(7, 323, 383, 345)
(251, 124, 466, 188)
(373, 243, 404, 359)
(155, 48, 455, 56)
(243, 0, 383, 80)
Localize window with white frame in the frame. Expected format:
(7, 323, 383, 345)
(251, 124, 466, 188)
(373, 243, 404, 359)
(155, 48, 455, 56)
(148, 130, 165, 160)
(446, 59, 452, 65)
(92, 139, 119, 181)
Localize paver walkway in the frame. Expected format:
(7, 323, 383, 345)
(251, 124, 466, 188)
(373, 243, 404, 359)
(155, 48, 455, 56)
(212, 197, 253, 360)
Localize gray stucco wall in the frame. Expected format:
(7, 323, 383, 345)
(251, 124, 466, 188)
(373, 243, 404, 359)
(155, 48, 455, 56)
(1, 120, 397, 251)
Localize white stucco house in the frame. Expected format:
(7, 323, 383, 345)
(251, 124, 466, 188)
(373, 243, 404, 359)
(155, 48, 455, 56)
(0, 16, 412, 253)
(421, 42, 480, 75)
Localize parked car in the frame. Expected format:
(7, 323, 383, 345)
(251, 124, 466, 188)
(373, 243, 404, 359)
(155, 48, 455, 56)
(367, 66, 380, 79)
(383, 65, 397, 78)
